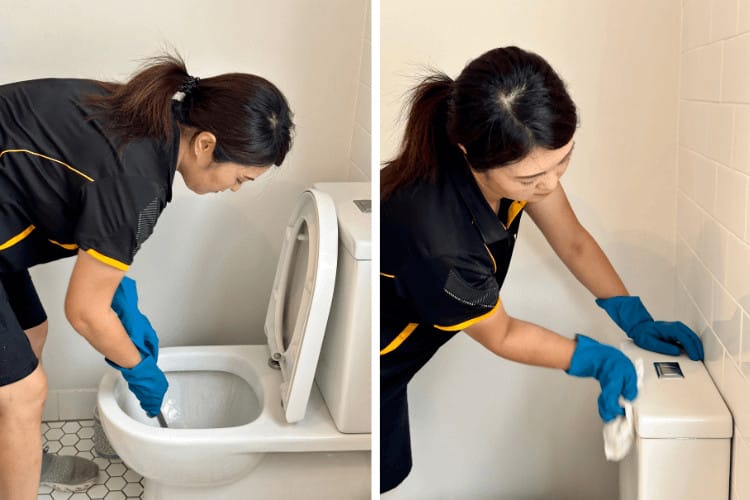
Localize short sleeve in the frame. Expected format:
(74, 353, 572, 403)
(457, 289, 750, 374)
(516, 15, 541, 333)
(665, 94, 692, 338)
(394, 253, 500, 331)
(75, 176, 166, 270)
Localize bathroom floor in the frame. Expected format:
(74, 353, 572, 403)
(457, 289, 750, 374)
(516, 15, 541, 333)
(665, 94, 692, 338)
(37, 420, 144, 500)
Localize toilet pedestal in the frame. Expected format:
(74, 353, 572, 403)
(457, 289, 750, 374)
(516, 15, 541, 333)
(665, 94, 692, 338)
(143, 450, 370, 500)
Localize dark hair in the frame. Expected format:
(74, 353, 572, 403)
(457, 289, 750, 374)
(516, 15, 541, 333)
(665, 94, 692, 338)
(381, 46, 577, 199)
(85, 53, 294, 166)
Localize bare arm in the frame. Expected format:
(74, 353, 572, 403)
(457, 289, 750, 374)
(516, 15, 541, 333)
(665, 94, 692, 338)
(65, 250, 141, 368)
(464, 298, 576, 370)
(525, 183, 628, 299)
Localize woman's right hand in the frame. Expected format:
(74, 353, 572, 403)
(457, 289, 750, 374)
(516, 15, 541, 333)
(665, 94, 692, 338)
(107, 354, 168, 418)
(111, 276, 160, 360)
(565, 334, 638, 422)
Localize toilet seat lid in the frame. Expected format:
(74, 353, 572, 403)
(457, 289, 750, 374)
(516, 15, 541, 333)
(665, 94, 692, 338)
(264, 188, 338, 423)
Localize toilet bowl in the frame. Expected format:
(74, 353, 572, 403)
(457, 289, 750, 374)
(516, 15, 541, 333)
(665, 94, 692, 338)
(618, 341, 732, 500)
(97, 184, 372, 499)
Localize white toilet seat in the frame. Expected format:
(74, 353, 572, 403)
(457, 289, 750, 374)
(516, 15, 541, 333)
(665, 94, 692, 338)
(264, 188, 338, 423)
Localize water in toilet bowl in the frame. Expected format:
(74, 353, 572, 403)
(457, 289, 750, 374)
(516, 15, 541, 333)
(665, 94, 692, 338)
(118, 370, 262, 429)
(160, 398, 184, 428)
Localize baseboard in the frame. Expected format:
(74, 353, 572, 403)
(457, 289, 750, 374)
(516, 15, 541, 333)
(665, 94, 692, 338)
(43, 389, 98, 422)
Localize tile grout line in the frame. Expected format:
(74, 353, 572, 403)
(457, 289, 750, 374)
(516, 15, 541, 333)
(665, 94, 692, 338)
(37, 418, 143, 500)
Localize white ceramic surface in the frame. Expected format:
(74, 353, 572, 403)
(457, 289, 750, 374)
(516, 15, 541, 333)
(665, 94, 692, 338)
(619, 341, 732, 499)
(620, 340, 732, 438)
(97, 345, 370, 489)
(313, 182, 372, 433)
(97, 184, 372, 498)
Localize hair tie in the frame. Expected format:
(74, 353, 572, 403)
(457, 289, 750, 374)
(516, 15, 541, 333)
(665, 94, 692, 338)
(172, 75, 200, 102)
(180, 75, 200, 94)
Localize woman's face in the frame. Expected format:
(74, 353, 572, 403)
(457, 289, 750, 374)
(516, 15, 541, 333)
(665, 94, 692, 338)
(177, 131, 271, 194)
(471, 139, 575, 204)
(181, 160, 269, 195)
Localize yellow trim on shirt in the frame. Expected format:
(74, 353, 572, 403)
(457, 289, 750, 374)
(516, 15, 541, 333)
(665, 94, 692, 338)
(85, 249, 129, 271)
(48, 239, 78, 250)
(433, 296, 502, 332)
(380, 323, 419, 355)
(0, 149, 94, 182)
(0, 225, 36, 250)
(507, 200, 527, 227)
(380, 272, 396, 278)
(483, 244, 497, 273)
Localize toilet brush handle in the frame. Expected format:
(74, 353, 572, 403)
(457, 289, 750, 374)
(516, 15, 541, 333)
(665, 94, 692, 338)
(156, 411, 168, 428)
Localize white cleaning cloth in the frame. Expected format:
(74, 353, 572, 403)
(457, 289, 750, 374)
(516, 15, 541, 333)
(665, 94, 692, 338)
(603, 358, 643, 461)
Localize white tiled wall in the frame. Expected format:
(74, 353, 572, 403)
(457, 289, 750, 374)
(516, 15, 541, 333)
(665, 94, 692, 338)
(676, 2, 750, 498)
(348, 0, 372, 182)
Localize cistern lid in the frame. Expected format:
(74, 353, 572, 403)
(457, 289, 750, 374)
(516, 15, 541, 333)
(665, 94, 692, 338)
(264, 188, 338, 423)
(313, 182, 371, 260)
(620, 341, 732, 439)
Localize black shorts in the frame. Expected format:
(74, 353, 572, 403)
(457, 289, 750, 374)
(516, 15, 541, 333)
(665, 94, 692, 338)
(380, 320, 460, 493)
(0, 270, 46, 386)
(381, 386, 412, 493)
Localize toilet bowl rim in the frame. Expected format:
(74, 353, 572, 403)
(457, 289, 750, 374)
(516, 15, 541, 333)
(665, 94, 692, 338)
(97, 369, 371, 452)
(97, 344, 273, 434)
(97, 345, 371, 451)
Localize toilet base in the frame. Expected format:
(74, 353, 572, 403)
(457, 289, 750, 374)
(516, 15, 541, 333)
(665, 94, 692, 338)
(142, 450, 370, 500)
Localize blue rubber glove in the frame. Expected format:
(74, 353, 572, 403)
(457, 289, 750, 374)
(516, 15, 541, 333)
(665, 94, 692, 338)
(107, 355, 168, 418)
(566, 334, 638, 422)
(596, 296, 704, 361)
(111, 277, 159, 361)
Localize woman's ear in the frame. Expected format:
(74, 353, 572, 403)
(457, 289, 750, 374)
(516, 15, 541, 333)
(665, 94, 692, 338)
(193, 131, 217, 158)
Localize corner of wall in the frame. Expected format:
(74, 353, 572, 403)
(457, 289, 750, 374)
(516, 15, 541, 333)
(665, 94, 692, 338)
(675, 1, 750, 495)
(347, 0, 371, 182)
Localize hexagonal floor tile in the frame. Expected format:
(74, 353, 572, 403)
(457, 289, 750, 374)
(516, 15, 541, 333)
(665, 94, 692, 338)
(62, 422, 81, 434)
(39, 418, 143, 499)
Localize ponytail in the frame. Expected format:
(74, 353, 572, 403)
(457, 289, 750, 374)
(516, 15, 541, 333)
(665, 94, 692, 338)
(86, 53, 294, 167)
(86, 54, 188, 145)
(381, 73, 455, 200)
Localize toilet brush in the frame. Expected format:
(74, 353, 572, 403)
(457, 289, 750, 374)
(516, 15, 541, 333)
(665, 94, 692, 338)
(156, 411, 168, 428)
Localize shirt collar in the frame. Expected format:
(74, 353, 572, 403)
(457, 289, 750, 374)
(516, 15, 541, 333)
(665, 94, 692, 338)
(164, 118, 180, 202)
(446, 161, 510, 245)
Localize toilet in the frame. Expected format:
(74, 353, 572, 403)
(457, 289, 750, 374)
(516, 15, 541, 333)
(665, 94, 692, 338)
(618, 340, 732, 500)
(97, 182, 371, 500)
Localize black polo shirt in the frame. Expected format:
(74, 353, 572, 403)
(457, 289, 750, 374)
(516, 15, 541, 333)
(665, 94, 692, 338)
(381, 159, 527, 346)
(0, 78, 178, 272)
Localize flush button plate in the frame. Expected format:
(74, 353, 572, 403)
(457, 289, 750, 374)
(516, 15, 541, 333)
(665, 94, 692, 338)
(353, 200, 371, 213)
(654, 361, 684, 378)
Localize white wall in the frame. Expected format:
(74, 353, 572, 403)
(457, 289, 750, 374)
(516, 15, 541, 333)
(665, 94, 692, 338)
(0, 0, 368, 419)
(381, 1, 681, 498)
(675, 1, 750, 498)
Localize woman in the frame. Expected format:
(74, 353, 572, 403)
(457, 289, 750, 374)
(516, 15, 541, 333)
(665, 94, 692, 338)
(0, 54, 293, 497)
(380, 46, 703, 492)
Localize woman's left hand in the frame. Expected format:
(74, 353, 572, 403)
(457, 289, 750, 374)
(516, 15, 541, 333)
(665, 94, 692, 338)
(596, 296, 704, 361)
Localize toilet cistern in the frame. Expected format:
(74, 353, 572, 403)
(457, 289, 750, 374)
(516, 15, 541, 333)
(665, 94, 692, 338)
(618, 341, 732, 500)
